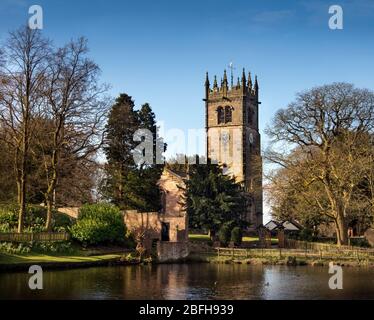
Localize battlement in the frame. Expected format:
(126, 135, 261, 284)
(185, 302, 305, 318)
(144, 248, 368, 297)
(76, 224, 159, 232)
(204, 68, 259, 101)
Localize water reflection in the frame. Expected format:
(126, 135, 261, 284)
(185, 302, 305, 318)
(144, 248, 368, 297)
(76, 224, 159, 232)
(0, 264, 373, 300)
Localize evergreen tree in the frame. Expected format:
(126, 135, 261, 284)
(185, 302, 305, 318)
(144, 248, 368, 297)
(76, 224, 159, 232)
(103, 94, 140, 207)
(123, 103, 165, 212)
(185, 160, 247, 239)
(103, 97, 164, 212)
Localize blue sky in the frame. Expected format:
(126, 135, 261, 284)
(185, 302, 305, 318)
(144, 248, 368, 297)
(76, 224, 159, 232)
(1, 0, 374, 220)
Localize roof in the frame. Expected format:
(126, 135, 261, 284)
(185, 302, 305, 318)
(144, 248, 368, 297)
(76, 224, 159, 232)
(264, 220, 282, 231)
(265, 220, 302, 232)
(164, 167, 186, 180)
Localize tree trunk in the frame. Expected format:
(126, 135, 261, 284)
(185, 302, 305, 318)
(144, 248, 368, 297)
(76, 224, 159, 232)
(335, 209, 348, 246)
(17, 173, 26, 233)
(208, 230, 216, 241)
(45, 148, 58, 232)
(45, 197, 53, 232)
(17, 130, 28, 233)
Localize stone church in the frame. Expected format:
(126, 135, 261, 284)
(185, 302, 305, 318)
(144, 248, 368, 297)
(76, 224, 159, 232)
(119, 68, 264, 260)
(204, 69, 263, 229)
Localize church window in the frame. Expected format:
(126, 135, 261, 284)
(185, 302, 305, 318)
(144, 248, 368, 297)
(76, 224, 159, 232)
(224, 106, 232, 123)
(217, 107, 224, 124)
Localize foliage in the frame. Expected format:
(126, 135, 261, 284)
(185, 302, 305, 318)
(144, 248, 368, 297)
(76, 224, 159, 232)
(298, 228, 315, 242)
(350, 238, 371, 248)
(266, 83, 374, 245)
(0, 242, 32, 254)
(0, 205, 73, 232)
(32, 241, 74, 254)
(218, 224, 232, 247)
(70, 204, 126, 245)
(102, 96, 164, 212)
(231, 227, 243, 246)
(0, 241, 73, 254)
(186, 160, 248, 237)
(0, 27, 105, 233)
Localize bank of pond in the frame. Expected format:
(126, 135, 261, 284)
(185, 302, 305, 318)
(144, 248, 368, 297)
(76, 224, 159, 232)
(1, 245, 374, 273)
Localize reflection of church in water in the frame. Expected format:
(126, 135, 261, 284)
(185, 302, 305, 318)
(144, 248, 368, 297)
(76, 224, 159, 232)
(204, 69, 263, 228)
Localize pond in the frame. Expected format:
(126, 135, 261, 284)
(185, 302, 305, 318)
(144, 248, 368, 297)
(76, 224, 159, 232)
(0, 264, 373, 300)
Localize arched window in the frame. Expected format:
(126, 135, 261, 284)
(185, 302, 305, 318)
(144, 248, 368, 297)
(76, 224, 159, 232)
(217, 107, 224, 124)
(225, 106, 232, 123)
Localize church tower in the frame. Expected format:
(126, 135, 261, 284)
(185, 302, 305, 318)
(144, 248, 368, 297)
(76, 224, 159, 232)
(204, 69, 263, 228)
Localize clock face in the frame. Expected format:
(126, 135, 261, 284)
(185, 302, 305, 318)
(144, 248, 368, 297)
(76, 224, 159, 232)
(248, 132, 254, 144)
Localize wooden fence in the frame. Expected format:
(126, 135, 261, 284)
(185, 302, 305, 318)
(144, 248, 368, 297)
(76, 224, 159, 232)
(0, 232, 70, 242)
(215, 245, 374, 261)
(285, 239, 374, 253)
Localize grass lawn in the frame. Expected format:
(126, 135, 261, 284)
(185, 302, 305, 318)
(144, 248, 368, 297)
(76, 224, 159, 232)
(189, 234, 278, 244)
(188, 234, 211, 242)
(0, 252, 122, 266)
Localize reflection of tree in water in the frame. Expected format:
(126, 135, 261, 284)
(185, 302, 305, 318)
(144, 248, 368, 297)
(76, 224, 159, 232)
(2, 265, 374, 299)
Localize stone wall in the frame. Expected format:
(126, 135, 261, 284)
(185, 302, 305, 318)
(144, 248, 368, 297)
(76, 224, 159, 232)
(157, 242, 189, 263)
(124, 211, 188, 242)
(158, 168, 186, 216)
(124, 211, 161, 239)
(57, 207, 79, 219)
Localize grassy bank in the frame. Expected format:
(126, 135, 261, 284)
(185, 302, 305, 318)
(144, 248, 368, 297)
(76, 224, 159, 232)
(0, 252, 122, 265)
(187, 252, 374, 268)
(0, 249, 141, 272)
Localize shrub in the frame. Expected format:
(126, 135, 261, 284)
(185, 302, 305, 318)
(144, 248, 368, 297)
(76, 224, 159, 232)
(0, 242, 32, 254)
(298, 228, 314, 242)
(0, 241, 73, 254)
(231, 227, 243, 246)
(32, 241, 74, 254)
(218, 224, 232, 247)
(0, 204, 73, 232)
(0, 205, 18, 232)
(350, 237, 371, 248)
(70, 204, 126, 245)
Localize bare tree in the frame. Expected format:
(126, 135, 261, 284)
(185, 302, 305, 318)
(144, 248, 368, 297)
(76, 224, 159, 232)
(266, 83, 374, 245)
(0, 27, 50, 232)
(41, 38, 109, 231)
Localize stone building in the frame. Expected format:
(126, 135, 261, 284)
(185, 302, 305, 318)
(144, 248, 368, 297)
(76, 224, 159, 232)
(204, 69, 263, 229)
(123, 168, 189, 262)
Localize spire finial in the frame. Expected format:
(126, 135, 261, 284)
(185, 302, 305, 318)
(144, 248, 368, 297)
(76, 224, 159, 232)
(241, 68, 247, 93)
(223, 69, 228, 82)
(254, 75, 259, 91)
(205, 72, 210, 87)
(213, 75, 218, 89)
(247, 72, 253, 90)
(222, 70, 228, 93)
(204, 72, 210, 100)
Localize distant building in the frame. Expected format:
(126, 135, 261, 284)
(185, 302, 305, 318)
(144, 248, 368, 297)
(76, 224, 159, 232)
(264, 220, 302, 235)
